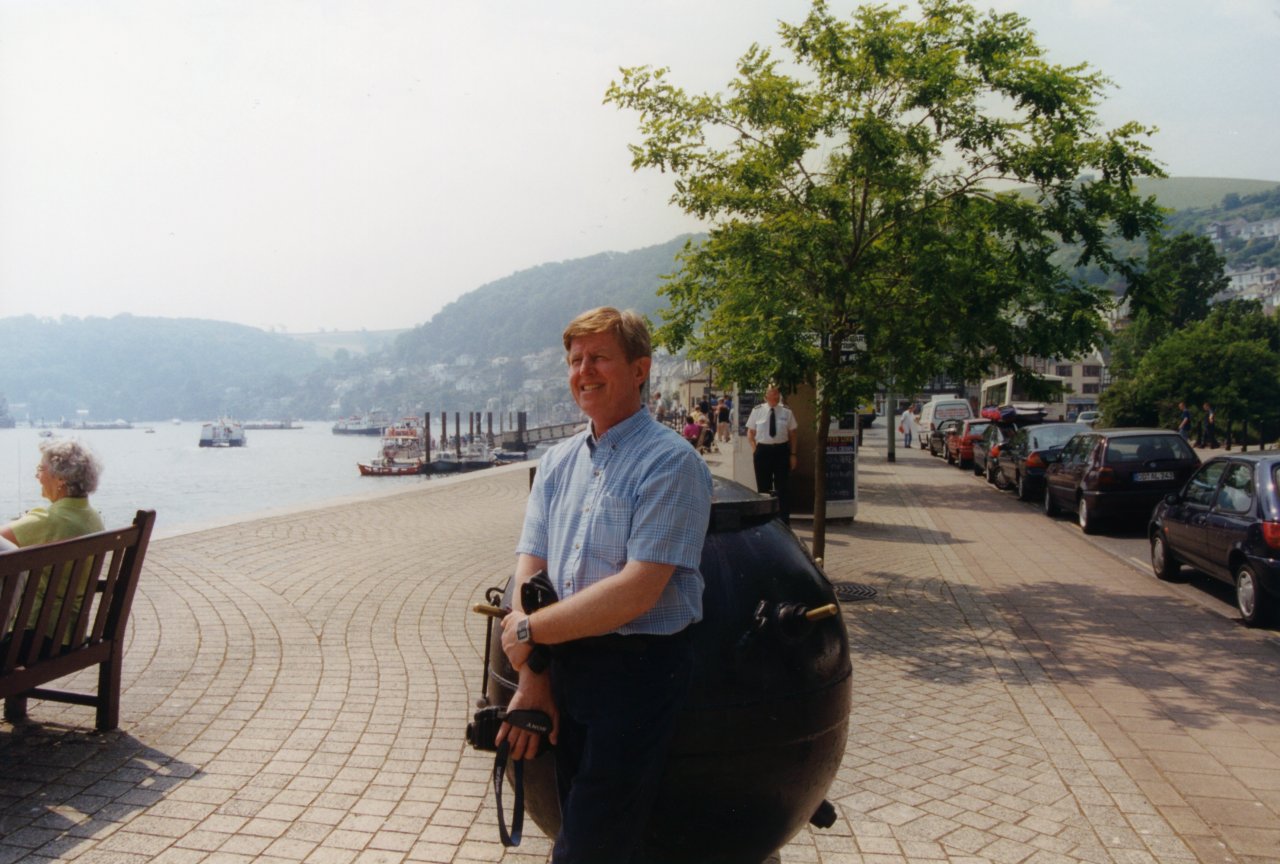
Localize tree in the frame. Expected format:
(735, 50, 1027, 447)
(606, 0, 1163, 557)
(1100, 301, 1280, 442)
(1108, 232, 1228, 384)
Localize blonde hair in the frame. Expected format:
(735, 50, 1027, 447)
(562, 307, 651, 362)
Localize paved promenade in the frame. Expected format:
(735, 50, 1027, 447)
(2, 425, 1278, 864)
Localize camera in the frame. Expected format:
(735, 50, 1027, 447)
(467, 705, 505, 752)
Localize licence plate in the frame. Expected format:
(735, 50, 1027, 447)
(1134, 471, 1175, 482)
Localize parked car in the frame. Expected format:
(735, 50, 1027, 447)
(973, 422, 1015, 481)
(1150, 452, 1280, 626)
(1075, 410, 1101, 426)
(1042, 428, 1200, 534)
(929, 418, 962, 458)
(994, 423, 1082, 501)
(945, 419, 991, 467)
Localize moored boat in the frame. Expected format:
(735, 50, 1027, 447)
(199, 419, 247, 447)
(332, 410, 392, 436)
(357, 419, 426, 476)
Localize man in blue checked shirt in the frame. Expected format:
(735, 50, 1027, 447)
(497, 306, 713, 863)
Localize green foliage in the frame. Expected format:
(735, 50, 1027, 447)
(1109, 232, 1228, 379)
(607, 0, 1165, 554)
(1100, 301, 1280, 434)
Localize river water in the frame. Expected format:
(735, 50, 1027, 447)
(0, 422, 485, 539)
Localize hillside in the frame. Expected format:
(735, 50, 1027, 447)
(0, 315, 334, 422)
(389, 235, 698, 367)
(1133, 177, 1279, 212)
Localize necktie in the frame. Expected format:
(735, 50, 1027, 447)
(769, 408, 776, 438)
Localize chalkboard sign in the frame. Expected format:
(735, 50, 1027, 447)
(825, 436, 857, 502)
(737, 390, 762, 438)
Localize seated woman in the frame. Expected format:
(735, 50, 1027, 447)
(1, 438, 105, 647)
(682, 414, 702, 447)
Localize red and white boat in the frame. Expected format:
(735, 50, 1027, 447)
(357, 419, 426, 476)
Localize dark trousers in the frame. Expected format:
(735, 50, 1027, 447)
(550, 631, 693, 864)
(753, 442, 792, 522)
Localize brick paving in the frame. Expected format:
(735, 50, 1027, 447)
(1, 426, 1277, 863)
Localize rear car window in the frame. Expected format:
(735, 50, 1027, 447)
(1104, 434, 1195, 464)
(1217, 463, 1255, 513)
(1028, 425, 1078, 449)
(967, 422, 990, 436)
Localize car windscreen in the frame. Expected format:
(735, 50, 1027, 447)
(1103, 434, 1196, 464)
(1028, 425, 1079, 450)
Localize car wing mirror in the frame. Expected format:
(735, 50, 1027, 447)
(1164, 492, 1180, 506)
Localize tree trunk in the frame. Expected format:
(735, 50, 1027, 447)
(812, 399, 831, 562)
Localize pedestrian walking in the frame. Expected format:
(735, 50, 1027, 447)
(898, 409, 916, 448)
(1200, 402, 1219, 448)
(1177, 401, 1191, 439)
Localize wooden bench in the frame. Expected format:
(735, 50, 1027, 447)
(0, 509, 156, 731)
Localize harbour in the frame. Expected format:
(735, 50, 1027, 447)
(0, 420, 544, 539)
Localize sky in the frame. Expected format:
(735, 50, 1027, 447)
(1, 0, 1277, 334)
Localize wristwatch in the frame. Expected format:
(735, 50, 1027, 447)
(516, 617, 534, 644)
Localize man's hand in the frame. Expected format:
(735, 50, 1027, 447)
(495, 670, 558, 760)
(500, 610, 534, 670)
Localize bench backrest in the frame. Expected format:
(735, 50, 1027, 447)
(0, 509, 155, 674)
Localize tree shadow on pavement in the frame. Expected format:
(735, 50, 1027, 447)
(843, 569, 1280, 730)
(0, 721, 199, 860)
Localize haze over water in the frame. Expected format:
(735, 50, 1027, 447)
(0, 423, 457, 538)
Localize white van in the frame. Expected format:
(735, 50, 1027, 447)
(917, 397, 973, 448)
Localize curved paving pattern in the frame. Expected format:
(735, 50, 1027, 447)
(1, 437, 1277, 863)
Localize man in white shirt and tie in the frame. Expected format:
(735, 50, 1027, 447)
(746, 385, 798, 523)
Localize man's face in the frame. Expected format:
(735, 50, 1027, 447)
(568, 330, 650, 432)
(765, 387, 781, 407)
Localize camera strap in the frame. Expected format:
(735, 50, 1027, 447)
(493, 741, 525, 846)
(491, 709, 553, 847)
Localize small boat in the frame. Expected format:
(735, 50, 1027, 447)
(199, 419, 247, 447)
(425, 440, 497, 474)
(143, 427, 156, 434)
(357, 419, 425, 476)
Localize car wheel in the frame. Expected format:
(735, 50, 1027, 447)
(1151, 532, 1179, 581)
(1078, 496, 1101, 534)
(1043, 485, 1058, 516)
(986, 461, 997, 486)
(1235, 563, 1271, 626)
(972, 459, 982, 476)
(945, 447, 955, 465)
(1016, 472, 1031, 501)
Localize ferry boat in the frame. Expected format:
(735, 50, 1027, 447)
(199, 419, 247, 447)
(357, 419, 426, 476)
(425, 440, 496, 474)
(332, 410, 392, 436)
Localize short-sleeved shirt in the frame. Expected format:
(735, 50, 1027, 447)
(10, 497, 104, 547)
(9, 497, 105, 639)
(517, 407, 713, 635)
(746, 402, 797, 445)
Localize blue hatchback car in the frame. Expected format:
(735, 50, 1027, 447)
(1149, 452, 1280, 626)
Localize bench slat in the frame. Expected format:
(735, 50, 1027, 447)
(0, 509, 155, 730)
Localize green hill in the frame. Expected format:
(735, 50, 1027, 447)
(1133, 177, 1280, 212)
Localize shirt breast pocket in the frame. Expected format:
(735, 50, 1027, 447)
(591, 495, 633, 569)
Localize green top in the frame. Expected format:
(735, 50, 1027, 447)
(10, 497, 105, 641)
(11, 497, 105, 547)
